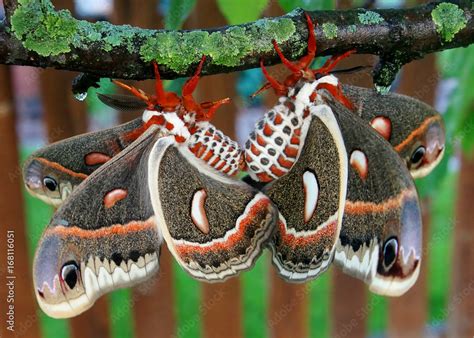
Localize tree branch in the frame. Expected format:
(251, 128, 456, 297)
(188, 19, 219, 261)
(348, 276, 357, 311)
(0, 1, 472, 88)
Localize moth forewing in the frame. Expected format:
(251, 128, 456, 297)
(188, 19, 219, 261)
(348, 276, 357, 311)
(32, 126, 164, 318)
(326, 97, 423, 297)
(341, 85, 445, 178)
(23, 117, 146, 206)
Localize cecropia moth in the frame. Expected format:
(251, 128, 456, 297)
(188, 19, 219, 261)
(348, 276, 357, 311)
(28, 57, 276, 318)
(243, 13, 423, 296)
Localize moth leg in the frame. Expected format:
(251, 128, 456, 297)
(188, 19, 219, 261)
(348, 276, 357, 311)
(297, 13, 317, 69)
(250, 13, 318, 98)
(197, 98, 231, 121)
(316, 82, 355, 110)
(271, 39, 300, 73)
(152, 61, 166, 102)
(112, 62, 182, 111)
(313, 50, 356, 76)
(182, 55, 206, 98)
(258, 59, 288, 97)
(112, 80, 150, 104)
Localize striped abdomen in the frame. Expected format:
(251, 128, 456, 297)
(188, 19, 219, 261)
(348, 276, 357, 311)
(188, 123, 243, 176)
(244, 98, 308, 182)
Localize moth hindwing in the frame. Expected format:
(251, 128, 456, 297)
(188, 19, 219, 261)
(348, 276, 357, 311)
(260, 98, 348, 282)
(33, 126, 162, 319)
(148, 135, 277, 281)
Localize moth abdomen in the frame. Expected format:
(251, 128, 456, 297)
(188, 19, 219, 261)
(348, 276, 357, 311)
(244, 99, 306, 183)
(188, 123, 243, 176)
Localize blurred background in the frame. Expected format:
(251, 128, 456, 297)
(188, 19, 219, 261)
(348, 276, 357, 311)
(0, 0, 473, 337)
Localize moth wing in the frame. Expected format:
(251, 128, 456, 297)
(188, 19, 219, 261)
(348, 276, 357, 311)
(342, 85, 445, 178)
(326, 97, 422, 297)
(148, 137, 277, 281)
(33, 126, 163, 318)
(24, 117, 146, 206)
(263, 104, 348, 282)
(97, 93, 148, 112)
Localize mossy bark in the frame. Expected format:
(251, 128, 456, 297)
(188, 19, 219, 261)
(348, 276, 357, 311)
(0, 1, 473, 88)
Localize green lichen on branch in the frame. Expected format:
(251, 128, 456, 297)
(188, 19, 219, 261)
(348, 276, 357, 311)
(347, 25, 357, 33)
(431, 3, 467, 42)
(10, 0, 143, 56)
(8, 0, 296, 72)
(139, 18, 296, 72)
(358, 11, 385, 25)
(10, 0, 77, 56)
(322, 23, 338, 39)
(2, 1, 473, 83)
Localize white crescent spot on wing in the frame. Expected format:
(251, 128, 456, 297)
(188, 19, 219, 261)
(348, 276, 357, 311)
(350, 150, 368, 180)
(370, 116, 392, 141)
(191, 189, 210, 234)
(103, 189, 128, 209)
(303, 171, 319, 223)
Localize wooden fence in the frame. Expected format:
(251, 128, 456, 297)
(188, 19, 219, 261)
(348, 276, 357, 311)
(0, 1, 473, 338)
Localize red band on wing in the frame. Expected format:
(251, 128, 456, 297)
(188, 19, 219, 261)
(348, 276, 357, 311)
(345, 188, 416, 215)
(46, 218, 156, 238)
(394, 116, 442, 152)
(174, 196, 271, 257)
(277, 216, 337, 248)
(36, 158, 88, 180)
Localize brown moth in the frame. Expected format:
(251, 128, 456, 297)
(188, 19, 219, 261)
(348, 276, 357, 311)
(243, 13, 422, 295)
(29, 58, 276, 318)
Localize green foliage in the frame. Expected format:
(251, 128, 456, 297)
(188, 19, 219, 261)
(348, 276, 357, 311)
(277, 0, 334, 12)
(165, 0, 197, 30)
(431, 3, 467, 42)
(217, 0, 269, 25)
(242, 254, 268, 337)
(309, 273, 330, 337)
(427, 172, 456, 324)
(439, 45, 474, 153)
(109, 290, 134, 338)
(367, 295, 387, 333)
(174, 263, 201, 338)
